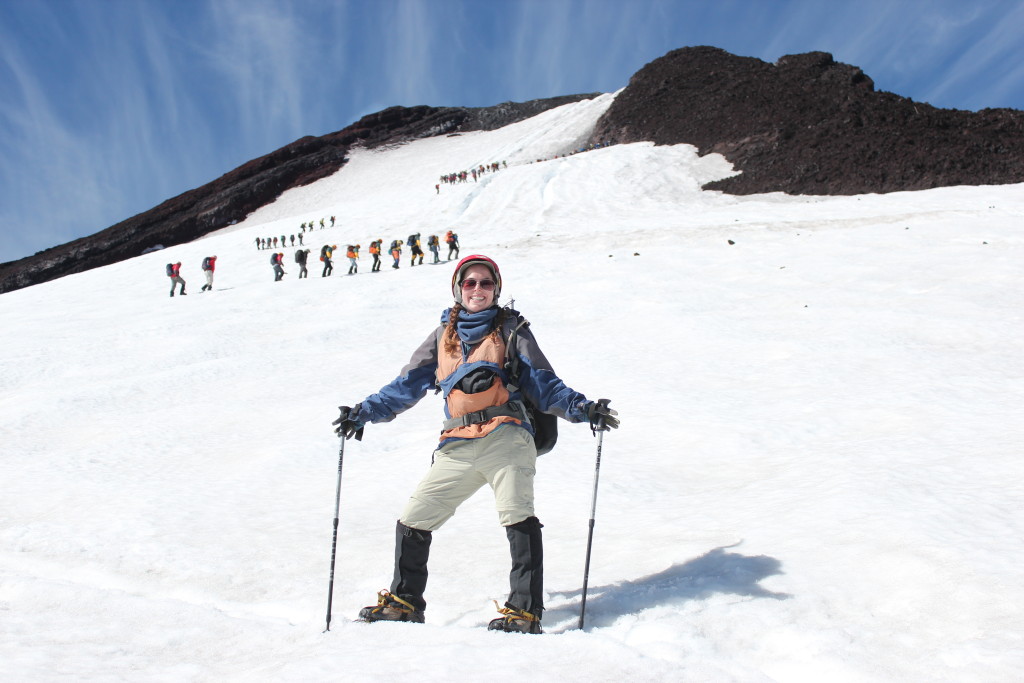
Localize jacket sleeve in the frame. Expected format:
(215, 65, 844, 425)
(357, 326, 442, 424)
(513, 325, 590, 423)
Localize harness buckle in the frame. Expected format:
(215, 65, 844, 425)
(461, 409, 489, 427)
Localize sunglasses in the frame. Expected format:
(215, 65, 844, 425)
(461, 278, 496, 290)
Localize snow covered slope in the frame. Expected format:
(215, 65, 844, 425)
(2, 94, 1023, 681)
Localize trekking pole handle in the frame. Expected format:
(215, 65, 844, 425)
(595, 398, 611, 431)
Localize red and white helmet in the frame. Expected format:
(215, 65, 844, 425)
(451, 254, 501, 304)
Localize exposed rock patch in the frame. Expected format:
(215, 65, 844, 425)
(589, 46, 1024, 195)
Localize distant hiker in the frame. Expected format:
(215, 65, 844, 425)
(271, 252, 286, 281)
(321, 245, 336, 277)
(369, 240, 382, 272)
(427, 235, 440, 263)
(296, 248, 310, 278)
(254, 237, 261, 250)
(435, 184, 439, 194)
(273, 237, 278, 248)
(347, 244, 360, 275)
(320, 218, 325, 229)
(390, 240, 403, 269)
(331, 216, 336, 227)
(332, 255, 619, 632)
(408, 233, 423, 266)
(201, 255, 217, 291)
(298, 232, 304, 246)
(167, 262, 186, 297)
(445, 231, 460, 260)
(290, 235, 296, 246)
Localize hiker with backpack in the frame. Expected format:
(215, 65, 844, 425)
(271, 252, 285, 281)
(296, 248, 311, 278)
(332, 255, 619, 634)
(408, 233, 424, 266)
(321, 245, 336, 277)
(389, 240, 403, 269)
(427, 235, 441, 263)
(346, 244, 360, 274)
(166, 262, 186, 297)
(200, 256, 217, 291)
(445, 231, 460, 260)
(369, 240, 382, 272)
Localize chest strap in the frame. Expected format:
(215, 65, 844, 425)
(442, 400, 529, 431)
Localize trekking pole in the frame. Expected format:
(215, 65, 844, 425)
(578, 399, 610, 630)
(324, 422, 362, 632)
(323, 434, 346, 632)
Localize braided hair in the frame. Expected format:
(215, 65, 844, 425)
(442, 304, 508, 355)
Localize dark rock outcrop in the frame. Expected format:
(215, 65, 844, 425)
(590, 46, 1024, 195)
(0, 94, 597, 294)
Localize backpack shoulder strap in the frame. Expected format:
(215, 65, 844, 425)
(502, 306, 530, 393)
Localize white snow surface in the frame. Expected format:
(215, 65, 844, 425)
(2, 93, 1023, 682)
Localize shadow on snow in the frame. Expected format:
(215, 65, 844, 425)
(547, 544, 790, 630)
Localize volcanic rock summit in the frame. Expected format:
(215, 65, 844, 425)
(590, 46, 1024, 195)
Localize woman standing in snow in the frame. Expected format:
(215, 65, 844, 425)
(332, 255, 618, 633)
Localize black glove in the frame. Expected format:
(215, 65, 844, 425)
(586, 399, 619, 433)
(332, 404, 365, 440)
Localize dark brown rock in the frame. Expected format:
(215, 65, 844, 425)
(589, 46, 1024, 195)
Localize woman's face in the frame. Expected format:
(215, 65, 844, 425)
(460, 264, 496, 313)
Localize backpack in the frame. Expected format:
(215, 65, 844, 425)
(165, 263, 174, 276)
(501, 309, 558, 456)
(294, 250, 302, 263)
(202, 257, 211, 271)
(445, 231, 454, 243)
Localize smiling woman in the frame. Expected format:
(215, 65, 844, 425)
(330, 253, 618, 633)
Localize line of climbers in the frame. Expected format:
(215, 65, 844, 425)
(166, 232, 461, 293)
(435, 162, 507, 193)
(432, 143, 617, 194)
(278, 231, 460, 281)
(254, 216, 338, 250)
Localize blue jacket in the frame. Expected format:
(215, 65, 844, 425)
(357, 308, 591, 435)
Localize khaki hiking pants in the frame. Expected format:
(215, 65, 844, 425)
(399, 426, 537, 531)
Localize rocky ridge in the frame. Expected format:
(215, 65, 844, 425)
(590, 46, 1024, 194)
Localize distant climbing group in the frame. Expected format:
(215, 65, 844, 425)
(435, 161, 507, 193)
(254, 216, 339, 250)
(256, 234, 304, 250)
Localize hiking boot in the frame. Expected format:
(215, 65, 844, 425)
(487, 602, 542, 634)
(357, 590, 424, 624)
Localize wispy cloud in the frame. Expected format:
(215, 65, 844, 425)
(198, 0, 311, 150)
(0, 3, 110, 259)
(921, 2, 1024, 109)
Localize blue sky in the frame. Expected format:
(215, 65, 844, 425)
(1, 0, 1022, 264)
